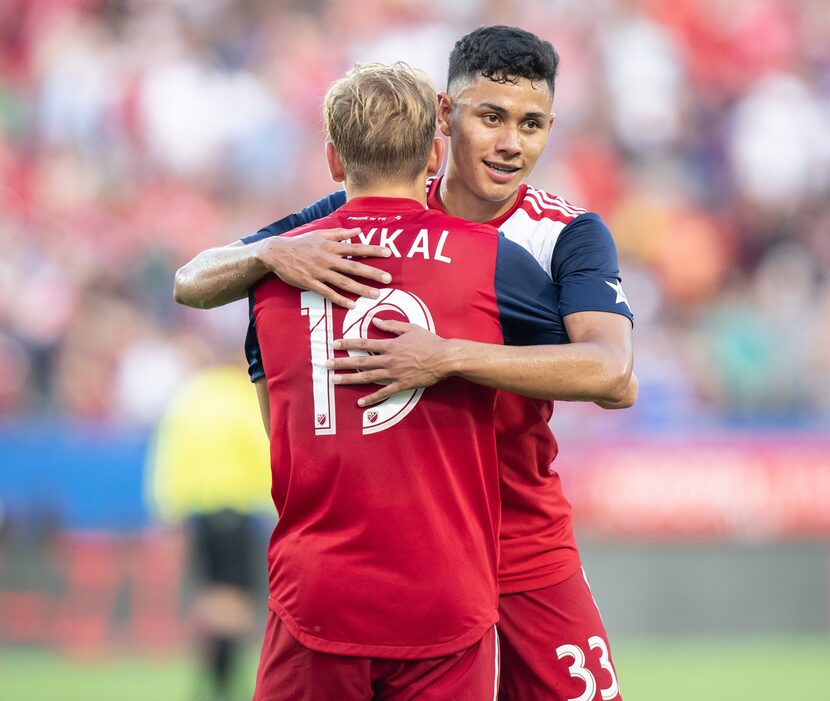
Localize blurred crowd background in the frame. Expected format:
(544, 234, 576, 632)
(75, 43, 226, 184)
(1, 0, 829, 428)
(1, 0, 829, 698)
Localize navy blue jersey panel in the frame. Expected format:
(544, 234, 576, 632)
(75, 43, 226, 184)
(494, 234, 569, 347)
(245, 289, 265, 382)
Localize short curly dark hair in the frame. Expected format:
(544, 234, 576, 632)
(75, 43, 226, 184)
(447, 26, 559, 95)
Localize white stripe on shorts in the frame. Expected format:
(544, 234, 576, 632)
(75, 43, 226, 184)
(493, 625, 500, 701)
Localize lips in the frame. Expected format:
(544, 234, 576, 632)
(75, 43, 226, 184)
(484, 160, 520, 173)
(483, 160, 521, 183)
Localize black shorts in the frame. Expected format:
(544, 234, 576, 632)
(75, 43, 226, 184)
(190, 509, 261, 593)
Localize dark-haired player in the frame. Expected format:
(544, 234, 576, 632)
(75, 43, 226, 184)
(177, 27, 632, 701)
(249, 60, 576, 700)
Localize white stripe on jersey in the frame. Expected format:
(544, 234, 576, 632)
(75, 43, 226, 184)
(532, 187, 586, 214)
(525, 188, 586, 218)
(523, 193, 545, 216)
(498, 207, 567, 279)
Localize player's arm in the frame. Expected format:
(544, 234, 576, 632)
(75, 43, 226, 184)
(173, 192, 391, 309)
(254, 378, 270, 438)
(449, 311, 632, 402)
(331, 311, 637, 406)
(332, 314, 632, 405)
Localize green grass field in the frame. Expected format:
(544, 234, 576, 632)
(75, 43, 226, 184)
(1, 636, 828, 700)
(614, 636, 830, 700)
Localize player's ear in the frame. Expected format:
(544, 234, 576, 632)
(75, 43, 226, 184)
(548, 112, 556, 131)
(437, 93, 453, 137)
(426, 137, 444, 177)
(325, 141, 346, 183)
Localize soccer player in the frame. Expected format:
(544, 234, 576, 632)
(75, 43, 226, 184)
(246, 61, 572, 699)
(176, 27, 633, 701)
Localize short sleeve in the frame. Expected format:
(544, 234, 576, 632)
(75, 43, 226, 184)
(552, 213, 634, 324)
(494, 234, 569, 346)
(240, 190, 347, 244)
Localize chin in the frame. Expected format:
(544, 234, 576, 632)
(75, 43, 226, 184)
(478, 180, 519, 203)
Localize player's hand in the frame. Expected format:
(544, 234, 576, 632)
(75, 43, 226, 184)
(327, 319, 453, 405)
(255, 228, 392, 308)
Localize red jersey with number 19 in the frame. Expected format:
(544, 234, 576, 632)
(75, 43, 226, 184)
(245, 196, 566, 659)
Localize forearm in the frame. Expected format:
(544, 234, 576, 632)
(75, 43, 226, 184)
(174, 241, 267, 309)
(175, 229, 390, 310)
(444, 339, 632, 403)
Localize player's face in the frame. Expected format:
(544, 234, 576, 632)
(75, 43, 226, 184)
(439, 75, 554, 215)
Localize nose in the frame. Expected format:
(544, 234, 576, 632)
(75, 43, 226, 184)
(495, 126, 521, 158)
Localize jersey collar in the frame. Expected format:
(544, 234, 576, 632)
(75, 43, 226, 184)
(338, 196, 427, 214)
(427, 175, 528, 228)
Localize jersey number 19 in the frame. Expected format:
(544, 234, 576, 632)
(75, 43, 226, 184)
(300, 289, 435, 436)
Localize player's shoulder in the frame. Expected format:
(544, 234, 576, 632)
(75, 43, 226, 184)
(503, 184, 610, 249)
(517, 184, 590, 225)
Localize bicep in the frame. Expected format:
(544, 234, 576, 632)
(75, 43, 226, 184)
(564, 310, 632, 367)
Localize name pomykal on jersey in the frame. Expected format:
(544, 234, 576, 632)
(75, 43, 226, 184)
(343, 220, 453, 264)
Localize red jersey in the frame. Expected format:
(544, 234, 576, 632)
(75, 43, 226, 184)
(245, 196, 566, 657)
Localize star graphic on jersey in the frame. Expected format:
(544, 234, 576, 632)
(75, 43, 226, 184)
(606, 280, 629, 308)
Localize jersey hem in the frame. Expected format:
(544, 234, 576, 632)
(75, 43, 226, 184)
(561, 305, 634, 326)
(498, 559, 583, 596)
(267, 596, 499, 659)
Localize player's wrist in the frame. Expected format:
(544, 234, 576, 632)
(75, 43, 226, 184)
(252, 236, 286, 275)
(439, 339, 467, 378)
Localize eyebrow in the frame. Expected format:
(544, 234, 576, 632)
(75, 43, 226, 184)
(475, 102, 549, 121)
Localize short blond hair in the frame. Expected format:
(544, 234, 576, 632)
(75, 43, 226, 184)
(323, 62, 437, 187)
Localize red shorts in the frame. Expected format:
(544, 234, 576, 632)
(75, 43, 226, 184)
(498, 568, 622, 701)
(253, 612, 500, 700)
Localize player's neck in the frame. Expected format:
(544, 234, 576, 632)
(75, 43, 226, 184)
(440, 168, 520, 224)
(345, 179, 427, 207)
